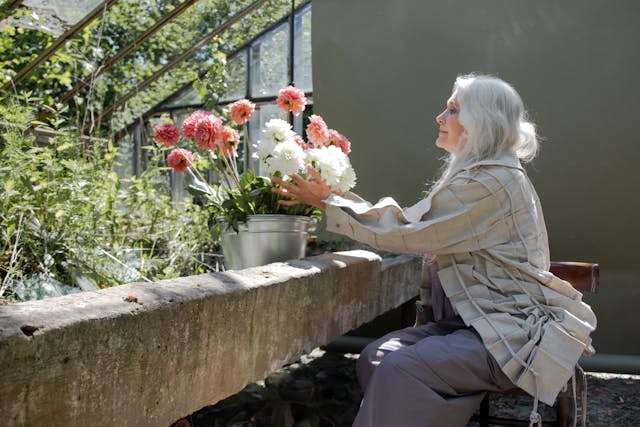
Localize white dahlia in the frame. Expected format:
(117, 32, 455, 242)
(266, 139, 306, 176)
(305, 145, 356, 192)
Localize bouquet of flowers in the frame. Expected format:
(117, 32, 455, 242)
(152, 85, 357, 233)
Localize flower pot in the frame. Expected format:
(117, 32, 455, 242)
(218, 214, 312, 270)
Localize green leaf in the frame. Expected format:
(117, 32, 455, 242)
(56, 142, 75, 152)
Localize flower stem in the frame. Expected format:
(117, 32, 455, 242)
(219, 150, 241, 188)
(209, 151, 233, 190)
(243, 124, 250, 172)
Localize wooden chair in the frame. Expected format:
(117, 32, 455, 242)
(414, 259, 600, 427)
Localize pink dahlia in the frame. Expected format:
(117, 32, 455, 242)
(182, 110, 212, 140)
(166, 148, 193, 173)
(228, 99, 255, 125)
(276, 85, 306, 116)
(293, 134, 311, 150)
(194, 115, 224, 151)
(220, 126, 240, 157)
(306, 114, 330, 147)
(153, 123, 180, 147)
(327, 129, 352, 155)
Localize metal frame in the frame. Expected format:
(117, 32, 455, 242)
(98, 0, 269, 121)
(1, 0, 119, 92)
(117, 1, 312, 185)
(131, 91, 311, 115)
(113, 0, 311, 139)
(2, 0, 23, 10)
(132, 119, 144, 176)
(0, 0, 24, 21)
(288, 0, 295, 86)
(60, 0, 201, 105)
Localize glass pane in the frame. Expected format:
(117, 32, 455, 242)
(293, 4, 312, 92)
(165, 111, 188, 203)
(110, 60, 200, 132)
(248, 102, 288, 175)
(0, 0, 192, 106)
(220, 49, 247, 102)
(100, 1, 251, 109)
(8, 0, 104, 37)
(160, 86, 203, 110)
(171, 169, 188, 203)
(114, 134, 134, 178)
(109, 0, 297, 133)
(250, 21, 290, 98)
(24, 0, 103, 27)
(293, 97, 313, 135)
(170, 109, 192, 129)
(142, 121, 158, 172)
(110, 0, 302, 134)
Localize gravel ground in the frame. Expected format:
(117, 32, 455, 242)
(577, 372, 640, 426)
(175, 349, 640, 427)
(481, 372, 640, 426)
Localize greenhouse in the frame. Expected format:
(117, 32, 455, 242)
(1, 0, 315, 297)
(1, 1, 640, 426)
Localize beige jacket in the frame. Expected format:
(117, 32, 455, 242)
(324, 152, 597, 407)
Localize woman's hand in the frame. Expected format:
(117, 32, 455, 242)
(272, 166, 333, 210)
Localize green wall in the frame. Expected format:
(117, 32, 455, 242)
(312, 0, 640, 355)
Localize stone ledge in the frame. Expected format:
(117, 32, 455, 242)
(0, 250, 421, 427)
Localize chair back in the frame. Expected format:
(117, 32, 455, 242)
(550, 261, 599, 294)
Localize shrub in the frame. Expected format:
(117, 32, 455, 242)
(0, 98, 215, 301)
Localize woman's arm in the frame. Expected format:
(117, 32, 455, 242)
(274, 167, 507, 255)
(323, 176, 506, 255)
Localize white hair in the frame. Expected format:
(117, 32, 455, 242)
(433, 74, 539, 189)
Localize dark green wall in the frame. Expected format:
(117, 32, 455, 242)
(312, 0, 640, 355)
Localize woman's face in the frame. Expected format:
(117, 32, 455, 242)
(435, 95, 465, 154)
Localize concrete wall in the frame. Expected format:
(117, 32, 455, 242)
(312, 0, 640, 355)
(0, 251, 420, 426)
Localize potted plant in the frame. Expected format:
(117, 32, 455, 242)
(153, 86, 356, 270)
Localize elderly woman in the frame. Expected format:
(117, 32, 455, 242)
(274, 75, 597, 427)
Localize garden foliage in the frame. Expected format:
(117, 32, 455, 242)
(0, 99, 214, 301)
(0, 0, 310, 301)
(0, 0, 306, 134)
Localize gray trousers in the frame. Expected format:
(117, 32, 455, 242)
(353, 318, 515, 427)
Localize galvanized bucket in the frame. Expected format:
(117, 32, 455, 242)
(218, 215, 312, 270)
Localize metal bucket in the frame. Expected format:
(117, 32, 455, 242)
(218, 214, 312, 270)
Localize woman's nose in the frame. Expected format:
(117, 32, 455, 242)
(435, 112, 445, 125)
